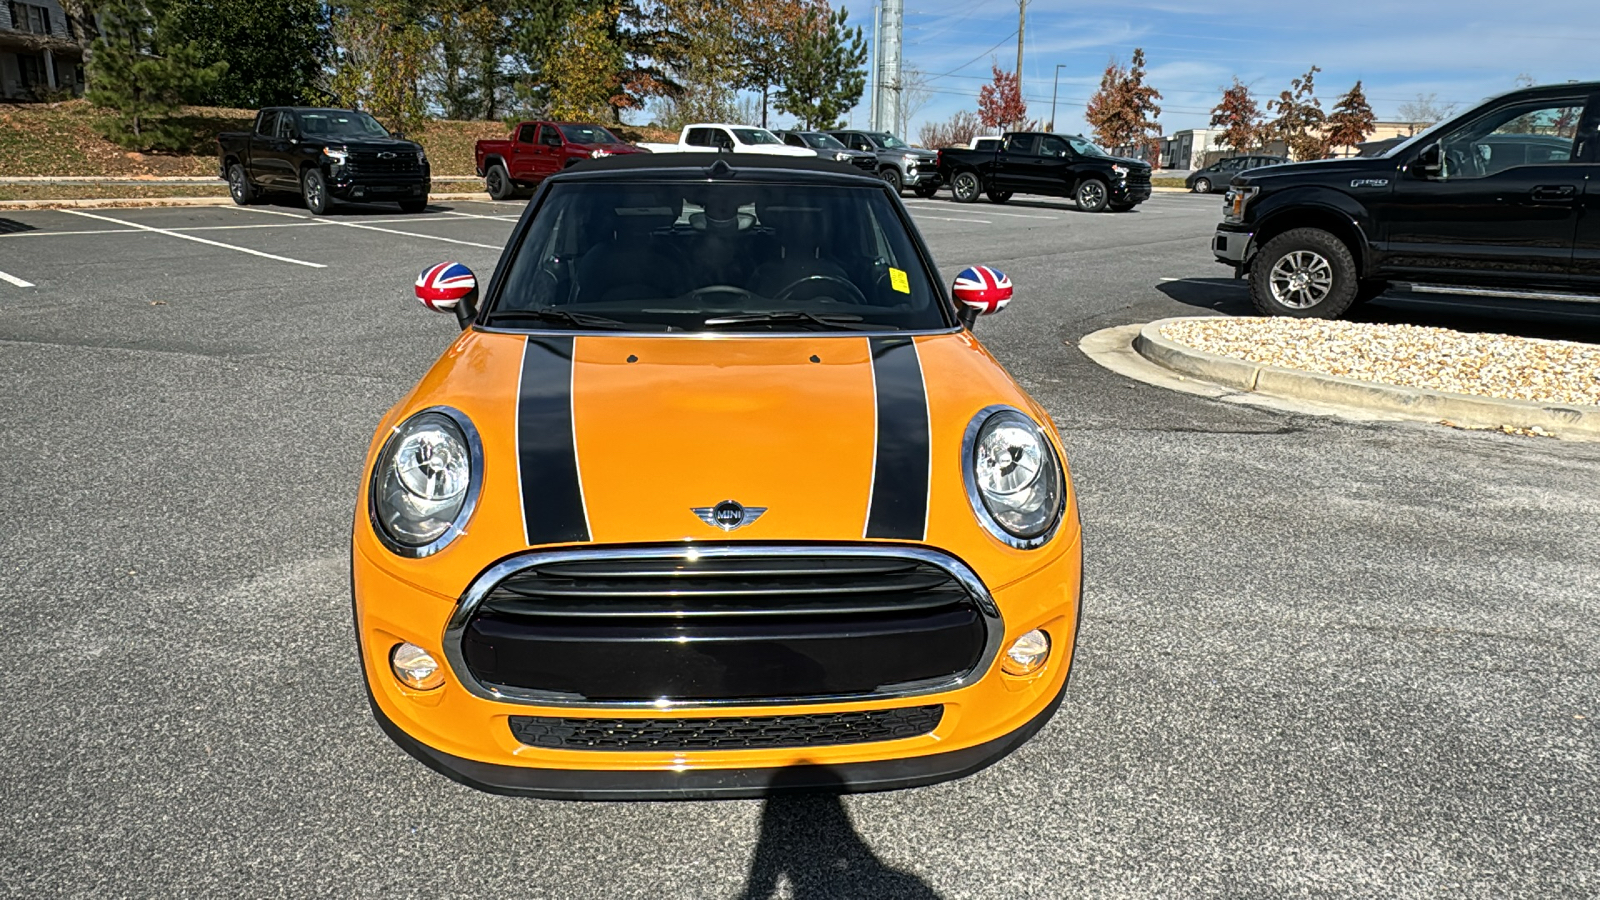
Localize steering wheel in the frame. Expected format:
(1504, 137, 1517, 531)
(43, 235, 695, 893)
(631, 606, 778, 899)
(775, 274, 868, 305)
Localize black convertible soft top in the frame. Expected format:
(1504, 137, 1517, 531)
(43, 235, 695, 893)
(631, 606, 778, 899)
(558, 152, 881, 183)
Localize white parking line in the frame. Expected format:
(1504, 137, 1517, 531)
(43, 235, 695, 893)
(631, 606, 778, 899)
(227, 206, 503, 250)
(0, 268, 34, 287)
(910, 214, 994, 224)
(61, 209, 326, 268)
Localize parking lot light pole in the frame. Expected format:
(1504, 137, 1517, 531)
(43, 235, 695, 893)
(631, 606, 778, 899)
(1050, 64, 1067, 132)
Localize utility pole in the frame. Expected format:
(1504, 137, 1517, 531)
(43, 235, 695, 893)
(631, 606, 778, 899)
(869, 1, 881, 128)
(874, 0, 902, 133)
(1016, 0, 1026, 93)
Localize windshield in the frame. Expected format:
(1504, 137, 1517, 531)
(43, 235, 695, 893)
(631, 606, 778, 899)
(490, 181, 951, 332)
(559, 124, 621, 145)
(1066, 136, 1110, 158)
(867, 132, 910, 150)
(802, 132, 846, 150)
(733, 128, 782, 145)
(298, 111, 390, 138)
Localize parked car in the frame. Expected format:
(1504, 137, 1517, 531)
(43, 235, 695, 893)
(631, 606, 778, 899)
(217, 107, 429, 215)
(1213, 80, 1600, 318)
(1186, 155, 1286, 193)
(826, 129, 942, 196)
(357, 153, 1083, 799)
(774, 129, 878, 175)
(475, 121, 643, 200)
(936, 132, 1153, 211)
(635, 124, 816, 158)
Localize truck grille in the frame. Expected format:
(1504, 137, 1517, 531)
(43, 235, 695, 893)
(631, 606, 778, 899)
(450, 546, 998, 707)
(509, 705, 943, 751)
(348, 151, 421, 175)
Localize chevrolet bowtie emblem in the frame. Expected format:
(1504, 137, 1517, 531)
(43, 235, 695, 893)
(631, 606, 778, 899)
(692, 500, 766, 531)
(378, 151, 397, 159)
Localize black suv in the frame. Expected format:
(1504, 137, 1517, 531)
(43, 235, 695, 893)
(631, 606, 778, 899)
(1214, 81, 1599, 317)
(1186, 155, 1285, 194)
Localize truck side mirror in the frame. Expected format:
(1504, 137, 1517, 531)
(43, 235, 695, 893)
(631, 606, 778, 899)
(415, 261, 479, 329)
(1413, 141, 1443, 178)
(390, 130, 405, 140)
(951, 265, 1013, 329)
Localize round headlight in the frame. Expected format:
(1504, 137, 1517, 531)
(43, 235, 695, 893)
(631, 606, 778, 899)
(962, 407, 1064, 548)
(370, 408, 481, 556)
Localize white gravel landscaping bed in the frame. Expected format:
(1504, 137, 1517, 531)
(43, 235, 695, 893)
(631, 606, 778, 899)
(1161, 317, 1600, 408)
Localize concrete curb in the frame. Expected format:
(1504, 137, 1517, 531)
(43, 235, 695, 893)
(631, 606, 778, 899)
(1132, 317, 1600, 440)
(0, 191, 495, 210)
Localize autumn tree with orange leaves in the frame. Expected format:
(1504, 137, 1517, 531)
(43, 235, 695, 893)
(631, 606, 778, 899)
(1209, 78, 1263, 153)
(978, 65, 1026, 130)
(1085, 48, 1162, 159)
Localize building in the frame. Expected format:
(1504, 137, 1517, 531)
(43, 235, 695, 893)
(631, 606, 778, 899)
(1, 0, 85, 101)
(1160, 129, 1222, 171)
(1327, 121, 1432, 158)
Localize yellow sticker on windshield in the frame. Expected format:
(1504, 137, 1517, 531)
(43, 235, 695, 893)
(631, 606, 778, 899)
(889, 268, 910, 293)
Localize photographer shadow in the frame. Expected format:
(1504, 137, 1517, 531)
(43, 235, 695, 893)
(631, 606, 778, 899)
(737, 764, 942, 900)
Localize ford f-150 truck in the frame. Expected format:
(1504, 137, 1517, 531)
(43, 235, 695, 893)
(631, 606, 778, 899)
(635, 124, 815, 158)
(935, 132, 1152, 211)
(217, 107, 429, 215)
(1214, 80, 1600, 318)
(474, 121, 643, 200)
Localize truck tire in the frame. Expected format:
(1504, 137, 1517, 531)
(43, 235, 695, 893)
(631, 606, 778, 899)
(302, 168, 332, 215)
(912, 182, 940, 198)
(951, 171, 981, 203)
(1249, 228, 1360, 318)
(1075, 178, 1109, 212)
(986, 190, 1013, 204)
(226, 163, 256, 206)
(880, 167, 904, 194)
(485, 163, 514, 201)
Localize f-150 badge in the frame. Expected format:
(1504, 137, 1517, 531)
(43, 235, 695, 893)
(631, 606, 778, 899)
(1351, 178, 1390, 188)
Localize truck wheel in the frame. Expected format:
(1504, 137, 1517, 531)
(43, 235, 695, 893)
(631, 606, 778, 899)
(912, 182, 940, 198)
(399, 197, 428, 214)
(951, 171, 981, 203)
(1192, 177, 1212, 194)
(880, 167, 904, 194)
(226, 163, 256, 206)
(1249, 228, 1360, 318)
(986, 190, 1012, 204)
(485, 163, 514, 201)
(1075, 178, 1109, 212)
(302, 168, 332, 215)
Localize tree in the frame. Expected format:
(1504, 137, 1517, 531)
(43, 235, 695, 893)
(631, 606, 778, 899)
(1084, 48, 1161, 157)
(87, 0, 226, 150)
(978, 64, 1025, 131)
(737, 0, 806, 127)
(898, 64, 933, 139)
(1325, 80, 1376, 153)
(543, 1, 631, 121)
(1267, 65, 1326, 160)
(774, 4, 867, 130)
(327, 0, 430, 135)
(918, 109, 982, 149)
(1209, 77, 1262, 153)
(164, 0, 328, 107)
(1396, 92, 1455, 124)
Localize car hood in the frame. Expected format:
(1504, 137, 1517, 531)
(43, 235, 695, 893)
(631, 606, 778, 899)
(336, 138, 423, 153)
(1237, 156, 1385, 182)
(368, 330, 1077, 593)
(1104, 155, 1151, 170)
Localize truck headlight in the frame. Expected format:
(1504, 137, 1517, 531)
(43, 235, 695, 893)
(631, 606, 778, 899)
(835, 151, 850, 162)
(1226, 186, 1259, 223)
(962, 406, 1065, 549)
(323, 146, 348, 165)
(590, 149, 612, 159)
(369, 408, 482, 557)
(1111, 164, 1129, 179)
(416, 149, 427, 164)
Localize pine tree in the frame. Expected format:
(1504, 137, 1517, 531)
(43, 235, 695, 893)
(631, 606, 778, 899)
(87, 0, 226, 151)
(1267, 65, 1327, 160)
(774, 4, 866, 130)
(1325, 80, 1376, 153)
(1210, 78, 1262, 153)
(163, 0, 327, 108)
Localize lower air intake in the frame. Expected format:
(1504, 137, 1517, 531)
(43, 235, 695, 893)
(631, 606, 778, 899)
(509, 705, 944, 751)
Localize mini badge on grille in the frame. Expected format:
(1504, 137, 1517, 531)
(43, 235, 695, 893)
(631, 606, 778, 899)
(692, 500, 767, 531)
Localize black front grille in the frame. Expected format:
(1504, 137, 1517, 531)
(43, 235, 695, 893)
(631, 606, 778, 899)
(1126, 168, 1152, 186)
(459, 550, 991, 705)
(510, 705, 943, 751)
(348, 151, 421, 175)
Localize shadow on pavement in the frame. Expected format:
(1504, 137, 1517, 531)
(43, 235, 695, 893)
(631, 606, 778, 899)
(1155, 278, 1600, 344)
(737, 764, 942, 900)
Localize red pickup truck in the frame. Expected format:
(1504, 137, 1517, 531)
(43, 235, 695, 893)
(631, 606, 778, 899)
(475, 121, 644, 200)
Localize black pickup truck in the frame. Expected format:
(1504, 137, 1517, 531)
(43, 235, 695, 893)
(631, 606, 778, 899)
(217, 107, 431, 215)
(935, 132, 1153, 211)
(1215, 80, 1600, 317)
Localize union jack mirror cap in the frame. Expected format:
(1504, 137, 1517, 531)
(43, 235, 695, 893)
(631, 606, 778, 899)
(952, 265, 1013, 315)
(415, 262, 477, 311)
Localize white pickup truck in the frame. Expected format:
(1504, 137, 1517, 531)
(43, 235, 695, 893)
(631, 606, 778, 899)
(637, 123, 816, 157)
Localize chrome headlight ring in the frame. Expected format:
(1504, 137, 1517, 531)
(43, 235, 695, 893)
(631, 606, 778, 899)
(368, 406, 483, 558)
(961, 405, 1067, 550)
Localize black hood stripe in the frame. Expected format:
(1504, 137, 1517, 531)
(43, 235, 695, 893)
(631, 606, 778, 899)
(516, 336, 591, 545)
(864, 336, 931, 541)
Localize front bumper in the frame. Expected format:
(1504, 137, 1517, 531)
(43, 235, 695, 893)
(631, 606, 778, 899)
(354, 537, 1082, 799)
(1110, 180, 1152, 204)
(903, 161, 941, 186)
(1213, 223, 1254, 266)
(329, 174, 431, 201)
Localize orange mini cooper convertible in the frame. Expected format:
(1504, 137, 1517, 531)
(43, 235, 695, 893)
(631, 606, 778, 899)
(353, 154, 1083, 799)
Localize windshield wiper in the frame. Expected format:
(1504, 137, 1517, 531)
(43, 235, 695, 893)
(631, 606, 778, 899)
(701, 311, 878, 331)
(486, 309, 660, 330)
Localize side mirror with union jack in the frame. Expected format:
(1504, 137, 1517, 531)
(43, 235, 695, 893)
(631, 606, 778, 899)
(414, 261, 479, 329)
(951, 265, 1013, 329)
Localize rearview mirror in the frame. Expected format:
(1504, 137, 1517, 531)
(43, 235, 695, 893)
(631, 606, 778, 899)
(415, 262, 478, 329)
(1413, 142, 1443, 178)
(952, 265, 1013, 329)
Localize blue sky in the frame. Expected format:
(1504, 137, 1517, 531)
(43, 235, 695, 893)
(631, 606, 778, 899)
(817, 0, 1597, 140)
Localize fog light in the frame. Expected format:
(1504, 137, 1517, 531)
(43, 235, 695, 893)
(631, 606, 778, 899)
(1001, 629, 1050, 676)
(390, 642, 444, 690)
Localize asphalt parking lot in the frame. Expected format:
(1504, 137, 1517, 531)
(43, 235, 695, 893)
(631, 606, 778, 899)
(3, 190, 1598, 898)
